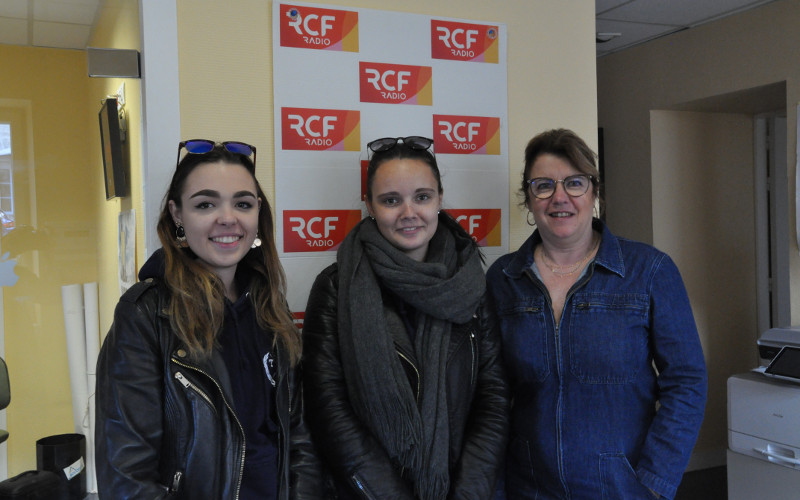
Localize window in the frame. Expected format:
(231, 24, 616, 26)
(0, 124, 14, 234)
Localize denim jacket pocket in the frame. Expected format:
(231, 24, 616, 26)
(496, 299, 550, 382)
(567, 292, 649, 384)
(599, 453, 654, 500)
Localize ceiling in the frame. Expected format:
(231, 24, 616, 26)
(0, 0, 101, 50)
(0, 0, 781, 56)
(596, 0, 778, 57)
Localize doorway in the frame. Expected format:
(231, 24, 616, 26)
(649, 80, 788, 469)
(754, 114, 790, 334)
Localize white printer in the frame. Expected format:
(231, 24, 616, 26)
(757, 326, 800, 365)
(728, 327, 800, 499)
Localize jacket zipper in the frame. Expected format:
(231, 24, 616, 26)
(287, 373, 293, 415)
(524, 262, 595, 497)
(469, 330, 477, 386)
(169, 471, 183, 493)
(396, 351, 421, 404)
(174, 371, 216, 414)
(171, 359, 247, 500)
(351, 474, 378, 500)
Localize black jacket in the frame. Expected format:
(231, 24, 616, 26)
(303, 263, 510, 499)
(95, 277, 322, 499)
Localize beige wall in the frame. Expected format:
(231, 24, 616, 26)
(598, 0, 800, 245)
(598, 0, 800, 468)
(650, 111, 757, 466)
(175, 0, 598, 252)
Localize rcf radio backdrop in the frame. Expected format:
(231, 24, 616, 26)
(272, 2, 509, 317)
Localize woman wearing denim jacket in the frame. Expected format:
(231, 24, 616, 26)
(486, 129, 707, 500)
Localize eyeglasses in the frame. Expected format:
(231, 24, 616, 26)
(177, 139, 257, 167)
(367, 136, 433, 153)
(527, 174, 594, 199)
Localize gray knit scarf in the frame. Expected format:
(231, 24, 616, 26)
(336, 217, 485, 500)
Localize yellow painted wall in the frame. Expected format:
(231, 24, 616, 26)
(175, 0, 598, 252)
(88, 0, 143, 343)
(0, 0, 140, 478)
(0, 45, 95, 474)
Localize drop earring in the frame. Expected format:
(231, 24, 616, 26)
(252, 233, 262, 249)
(175, 222, 188, 247)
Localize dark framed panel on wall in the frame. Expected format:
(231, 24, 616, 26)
(598, 127, 605, 221)
(98, 97, 128, 200)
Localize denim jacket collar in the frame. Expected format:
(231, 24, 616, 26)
(502, 218, 625, 279)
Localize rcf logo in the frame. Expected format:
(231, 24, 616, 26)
(283, 210, 362, 252)
(281, 107, 361, 151)
(446, 209, 501, 247)
(293, 311, 304, 331)
(280, 4, 359, 51)
(431, 20, 499, 63)
(359, 62, 432, 105)
(433, 115, 501, 154)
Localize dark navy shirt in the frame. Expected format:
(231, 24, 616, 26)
(219, 290, 279, 500)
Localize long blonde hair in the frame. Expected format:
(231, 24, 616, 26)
(155, 146, 301, 365)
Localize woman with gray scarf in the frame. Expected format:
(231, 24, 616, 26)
(302, 136, 509, 500)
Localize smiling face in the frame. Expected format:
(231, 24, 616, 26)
(365, 158, 442, 262)
(527, 153, 595, 247)
(169, 161, 261, 284)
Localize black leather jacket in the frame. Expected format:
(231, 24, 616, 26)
(303, 264, 510, 500)
(95, 278, 322, 499)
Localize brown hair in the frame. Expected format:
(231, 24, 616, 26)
(520, 128, 601, 208)
(366, 140, 477, 248)
(156, 146, 301, 365)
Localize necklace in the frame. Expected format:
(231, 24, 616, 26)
(539, 235, 599, 278)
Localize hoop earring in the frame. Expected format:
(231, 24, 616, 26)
(252, 233, 262, 248)
(526, 211, 537, 227)
(175, 223, 188, 247)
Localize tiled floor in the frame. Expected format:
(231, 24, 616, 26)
(675, 466, 727, 500)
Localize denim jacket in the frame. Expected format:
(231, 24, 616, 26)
(486, 219, 706, 500)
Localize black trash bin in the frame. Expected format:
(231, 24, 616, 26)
(35, 433, 85, 500)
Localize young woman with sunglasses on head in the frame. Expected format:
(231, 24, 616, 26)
(302, 136, 509, 500)
(95, 140, 322, 499)
(487, 129, 707, 500)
